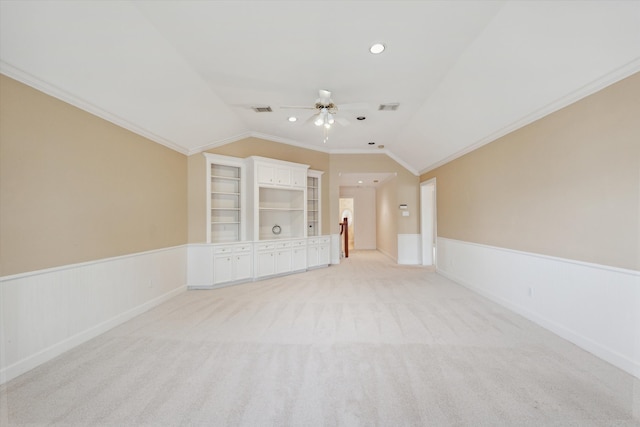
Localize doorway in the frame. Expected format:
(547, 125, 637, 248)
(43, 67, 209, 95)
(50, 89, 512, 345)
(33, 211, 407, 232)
(420, 179, 436, 266)
(339, 197, 355, 254)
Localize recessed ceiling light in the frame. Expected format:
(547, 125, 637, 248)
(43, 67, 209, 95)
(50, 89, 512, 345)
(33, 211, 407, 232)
(288, 116, 297, 122)
(368, 142, 375, 145)
(358, 180, 363, 184)
(357, 116, 366, 121)
(378, 145, 385, 149)
(369, 43, 385, 54)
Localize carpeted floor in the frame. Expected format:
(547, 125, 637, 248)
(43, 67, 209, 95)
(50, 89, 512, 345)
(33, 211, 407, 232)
(1, 250, 638, 426)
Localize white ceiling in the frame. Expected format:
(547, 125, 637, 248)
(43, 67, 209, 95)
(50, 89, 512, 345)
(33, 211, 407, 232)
(1, 1, 639, 174)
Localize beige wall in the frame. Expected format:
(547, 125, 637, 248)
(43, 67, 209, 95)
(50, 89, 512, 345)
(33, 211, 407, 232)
(0, 75, 188, 276)
(376, 177, 398, 260)
(421, 72, 640, 271)
(187, 153, 206, 243)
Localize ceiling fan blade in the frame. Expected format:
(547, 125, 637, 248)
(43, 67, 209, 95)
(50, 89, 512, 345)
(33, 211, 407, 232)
(335, 117, 350, 127)
(304, 112, 321, 124)
(336, 102, 370, 111)
(280, 105, 316, 110)
(230, 103, 267, 109)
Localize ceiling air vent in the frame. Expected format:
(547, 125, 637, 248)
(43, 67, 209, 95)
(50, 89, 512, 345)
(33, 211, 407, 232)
(251, 106, 273, 113)
(378, 103, 399, 111)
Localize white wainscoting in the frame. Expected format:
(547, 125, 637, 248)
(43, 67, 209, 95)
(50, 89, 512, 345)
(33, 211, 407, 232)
(397, 234, 421, 265)
(436, 237, 640, 379)
(331, 234, 341, 265)
(0, 246, 187, 385)
(187, 244, 214, 288)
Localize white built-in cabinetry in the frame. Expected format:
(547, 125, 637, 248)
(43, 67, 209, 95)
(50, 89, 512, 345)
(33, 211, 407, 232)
(205, 154, 245, 244)
(213, 243, 253, 285)
(256, 162, 307, 188)
(307, 170, 323, 237)
(195, 154, 329, 289)
(255, 238, 307, 278)
(248, 157, 308, 241)
(307, 236, 331, 268)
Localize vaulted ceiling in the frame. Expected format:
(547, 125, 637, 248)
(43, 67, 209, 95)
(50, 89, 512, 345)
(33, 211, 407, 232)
(1, 1, 639, 174)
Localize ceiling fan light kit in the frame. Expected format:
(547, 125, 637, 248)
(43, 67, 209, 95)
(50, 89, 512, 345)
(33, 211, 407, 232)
(280, 88, 368, 143)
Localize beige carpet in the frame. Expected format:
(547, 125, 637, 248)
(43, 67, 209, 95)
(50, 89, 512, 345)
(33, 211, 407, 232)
(1, 251, 638, 426)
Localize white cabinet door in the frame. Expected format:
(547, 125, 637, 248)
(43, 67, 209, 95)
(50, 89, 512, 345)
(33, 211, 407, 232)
(318, 239, 330, 265)
(235, 252, 253, 281)
(275, 249, 292, 274)
(307, 245, 319, 268)
(292, 247, 307, 271)
(257, 164, 276, 185)
(257, 251, 275, 277)
(214, 255, 233, 285)
(276, 168, 291, 185)
(291, 169, 307, 188)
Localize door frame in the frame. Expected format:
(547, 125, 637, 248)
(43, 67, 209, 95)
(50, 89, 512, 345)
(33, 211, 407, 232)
(420, 178, 437, 266)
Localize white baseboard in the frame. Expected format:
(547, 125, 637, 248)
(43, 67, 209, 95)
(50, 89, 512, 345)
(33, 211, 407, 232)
(0, 246, 187, 385)
(436, 237, 640, 379)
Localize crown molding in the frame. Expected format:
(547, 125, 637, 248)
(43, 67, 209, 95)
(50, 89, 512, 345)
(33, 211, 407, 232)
(250, 132, 331, 154)
(187, 132, 253, 155)
(330, 148, 419, 176)
(418, 58, 640, 175)
(189, 131, 332, 156)
(0, 62, 190, 155)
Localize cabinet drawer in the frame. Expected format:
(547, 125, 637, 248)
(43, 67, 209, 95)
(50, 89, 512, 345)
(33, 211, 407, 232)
(256, 243, 275, 252)
(233, 244, 252, 253)
(291, 239, 306, 247)
(214, 246, 233, 254)
(275, 241, 292, 249)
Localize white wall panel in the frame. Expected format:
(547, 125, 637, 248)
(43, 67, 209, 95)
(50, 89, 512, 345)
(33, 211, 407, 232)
(0, 246, 187, 384)
(331, 234, 341, 265)
(187, 244, 214, 288)
(397, 234, 421, 265)
(436, 237, 640, 379)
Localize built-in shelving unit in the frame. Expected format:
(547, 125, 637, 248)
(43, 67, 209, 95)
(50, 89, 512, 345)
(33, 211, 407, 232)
(307, 170, 323, 236)
(247, 157, 309, 241)
(258, 187, 305, 240)
(190, 153, 329, 290)
(205, 154, 246, 243)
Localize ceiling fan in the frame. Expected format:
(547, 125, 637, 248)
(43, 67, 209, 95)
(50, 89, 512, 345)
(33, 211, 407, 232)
(281, 89, 361, 142)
